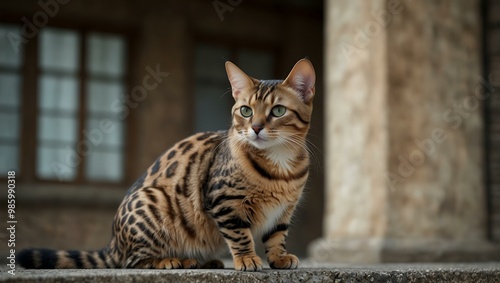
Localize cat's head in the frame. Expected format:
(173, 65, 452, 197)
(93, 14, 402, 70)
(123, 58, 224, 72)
(226, 59, 315, 150)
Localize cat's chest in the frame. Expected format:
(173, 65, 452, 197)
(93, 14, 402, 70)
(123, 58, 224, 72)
(253, 202, 288, 237)
(265, 146, 295, 172)
(245, 185, 295, 237)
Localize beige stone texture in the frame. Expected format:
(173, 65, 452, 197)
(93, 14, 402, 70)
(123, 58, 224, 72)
(311, 0, 500, 262)
(324, 0, 389, 240)
(386, 0, 485, 241)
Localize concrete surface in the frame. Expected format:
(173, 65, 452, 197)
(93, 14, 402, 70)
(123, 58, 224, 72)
(1, 261, 499, 283)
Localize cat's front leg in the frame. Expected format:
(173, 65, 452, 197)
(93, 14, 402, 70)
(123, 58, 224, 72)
(262, 206, 299, 269)
(219, 227, 263, 271)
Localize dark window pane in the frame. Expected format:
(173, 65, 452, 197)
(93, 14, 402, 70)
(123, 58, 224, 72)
(0, 25, 23, 68)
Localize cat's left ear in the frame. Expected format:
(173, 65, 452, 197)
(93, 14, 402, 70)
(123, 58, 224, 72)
(225, 61, 255, 99)
(283, 59, 316, 103)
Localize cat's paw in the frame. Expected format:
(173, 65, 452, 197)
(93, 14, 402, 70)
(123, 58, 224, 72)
(233, 255, 263, 271)
(153, 258, 183, 269)
(268, 254, 299, 269)
(181, 259, 199, 269)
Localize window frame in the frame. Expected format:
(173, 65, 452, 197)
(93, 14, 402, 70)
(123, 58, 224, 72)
(0, 19, 138, 187)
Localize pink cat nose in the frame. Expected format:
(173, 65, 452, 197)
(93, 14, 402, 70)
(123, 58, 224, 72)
(252, 124, 264, 135)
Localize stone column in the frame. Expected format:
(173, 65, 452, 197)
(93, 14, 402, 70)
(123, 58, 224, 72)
(309, 0, 500, 262)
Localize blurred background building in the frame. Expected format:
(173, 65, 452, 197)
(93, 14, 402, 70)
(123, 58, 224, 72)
(0, 0, 498, 263)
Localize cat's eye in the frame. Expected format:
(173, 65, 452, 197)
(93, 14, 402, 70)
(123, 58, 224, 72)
(271, 105, 287, 117)
(240, 106, 253, 118)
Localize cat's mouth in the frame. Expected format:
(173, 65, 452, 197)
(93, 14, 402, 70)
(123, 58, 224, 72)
(253, 136, 266, 143)
(238, 129, 277, 149)
(248, 134, 274, 149)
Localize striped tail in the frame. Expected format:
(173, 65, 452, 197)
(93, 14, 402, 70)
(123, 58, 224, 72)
(18, 248, 116, 269)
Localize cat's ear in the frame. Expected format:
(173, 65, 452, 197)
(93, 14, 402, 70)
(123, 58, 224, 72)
(225, 61, 255, 99)
(283, 59, 316, 103)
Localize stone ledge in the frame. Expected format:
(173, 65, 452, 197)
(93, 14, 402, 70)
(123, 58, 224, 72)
(309, 238, 500, 263)
(1, 262, 499, 283)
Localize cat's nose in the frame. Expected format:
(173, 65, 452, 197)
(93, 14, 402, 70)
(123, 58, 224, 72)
(252, 124, 264, 135)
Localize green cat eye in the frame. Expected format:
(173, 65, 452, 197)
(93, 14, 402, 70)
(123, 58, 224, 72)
(271, 105, 287, 117)
(240, 106, 253, 118)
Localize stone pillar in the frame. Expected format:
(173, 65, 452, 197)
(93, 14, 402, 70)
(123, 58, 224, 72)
(309, 0, 500, 262)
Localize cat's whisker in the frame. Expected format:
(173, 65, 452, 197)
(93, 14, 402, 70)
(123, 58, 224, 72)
(213, 132, 231, 153)
(278, 132, 322, 171)
(220, 88, 232, 98)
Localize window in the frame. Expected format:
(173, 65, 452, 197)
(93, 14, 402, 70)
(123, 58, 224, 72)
(0, 25, 23, 175)
(193, 43, 276, 132)
(0, 24, 130, 184)
(37, 28, 81, 181)
(83, 33, 127, 182)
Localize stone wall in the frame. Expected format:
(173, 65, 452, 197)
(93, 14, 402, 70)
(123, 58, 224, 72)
(12, 186, 120, 251)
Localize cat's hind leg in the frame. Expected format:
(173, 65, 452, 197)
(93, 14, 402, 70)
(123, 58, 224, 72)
(130, 258, 200, 269)
(134, 258, 223, 269)
(181, 258, 199, 269)
(153, 258, 183, 269)
(129, 257, 184, 269)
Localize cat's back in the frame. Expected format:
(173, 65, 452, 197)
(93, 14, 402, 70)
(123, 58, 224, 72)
(128, 131, 227, 195)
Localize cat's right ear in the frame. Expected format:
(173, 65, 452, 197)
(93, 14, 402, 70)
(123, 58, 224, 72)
(225, 61, 255, 99)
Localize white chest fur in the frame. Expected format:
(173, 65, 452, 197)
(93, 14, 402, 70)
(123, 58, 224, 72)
(265, 146, 295, 173)
(253, 202, 288, 238)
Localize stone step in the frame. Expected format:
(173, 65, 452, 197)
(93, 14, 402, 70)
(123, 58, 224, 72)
(1, 262, 499, 283)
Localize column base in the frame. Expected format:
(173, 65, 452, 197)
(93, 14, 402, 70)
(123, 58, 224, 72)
(308, 238, 500, 263)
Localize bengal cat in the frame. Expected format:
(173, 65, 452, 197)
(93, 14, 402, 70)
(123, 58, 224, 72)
(18, 59, 316, 271)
